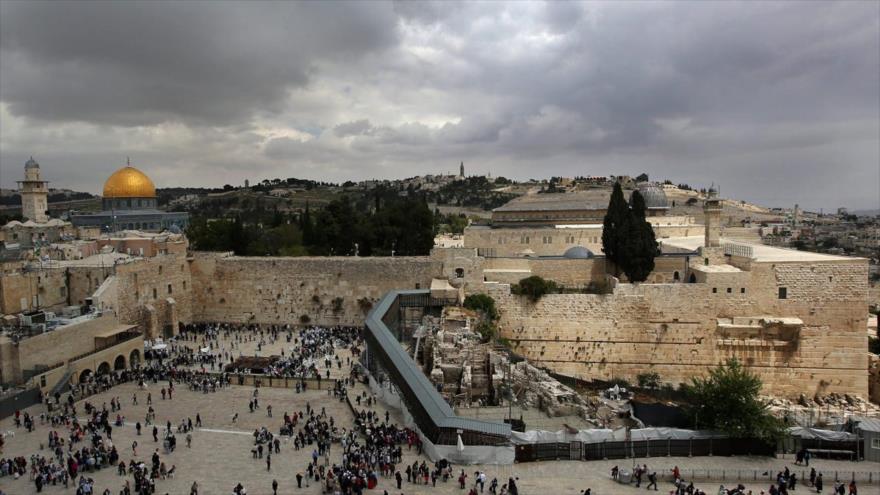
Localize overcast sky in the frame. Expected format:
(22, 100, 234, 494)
(1, 1, 878, 211)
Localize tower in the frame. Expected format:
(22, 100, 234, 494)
(459, 161, 465, 179)
(17, 157, 49, 223)
(703, 186, 722, 248)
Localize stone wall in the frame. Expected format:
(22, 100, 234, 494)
(114, 250, 192, 339)
(189, 253, 444, 325)
(0, 266, 68, 314)
(464, 221, 699, 258)
(491, 258, 870, 399)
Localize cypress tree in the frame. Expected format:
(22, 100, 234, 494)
(621, 190, 659, 282)
(602, 182, 629, 273)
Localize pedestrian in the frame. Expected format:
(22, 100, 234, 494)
(648, 472, 658, 491)
(272, 479, 278, 495)
(296, 472, 303, 489)
(816, 474, 823, 494)
(190, 481, 198, 495)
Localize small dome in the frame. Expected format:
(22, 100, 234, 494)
(103, 164, 156, 198)
(25, 156, 39, 169)
(563, 246, 594, 259)
(633, 182, 668, 210)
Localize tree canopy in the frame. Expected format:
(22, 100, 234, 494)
(601, 183, 658, 282)
(683, 358, 784, 441)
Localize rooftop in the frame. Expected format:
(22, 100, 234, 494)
(493, 190, 612, 212)
(660, 236, 863, 262)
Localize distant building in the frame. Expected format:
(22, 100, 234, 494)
(17, 157, 49, 223)
(70, 161, 188, 232)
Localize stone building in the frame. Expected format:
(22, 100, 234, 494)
(70, 161, 189, 232)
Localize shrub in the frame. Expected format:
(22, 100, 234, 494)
(463, 293, 499, 320)
(357, 297, 373, 314)
(474, 321, 497, 343)
(511, 276, 558, 302)
(637, 372, 661, 389)
(331, 297, 344, 313)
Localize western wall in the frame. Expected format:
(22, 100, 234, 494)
(188, 253, 445, 325)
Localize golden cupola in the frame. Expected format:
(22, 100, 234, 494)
(103, 164, 156, 198)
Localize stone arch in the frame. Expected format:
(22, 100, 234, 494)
(673, 271, 680, 281)
(79, 368, 93, 383)
(130, 349, 141, 368)
(114, 355, 126, 370)
(688, 273, 697, 283)
(97, 361, 111, 375)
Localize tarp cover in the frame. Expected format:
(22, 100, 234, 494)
(787, 427, 857, 442)
(511, 427, 726, 445)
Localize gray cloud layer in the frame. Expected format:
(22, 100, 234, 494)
(1, 1, 878, 211)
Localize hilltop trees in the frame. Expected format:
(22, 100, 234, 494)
(601, 183, 659, 282)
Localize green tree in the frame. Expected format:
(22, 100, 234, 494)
(683, 358, 784, 440)
(620, 190, 659, 282)
(463, 293, 499, 321)
(511, 276, 558, 302)
(602, 182, 629, 274)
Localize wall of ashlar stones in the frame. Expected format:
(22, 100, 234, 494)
(112, 252, 192, 339)
(189, 253, 444, 325)
(491, 258, 870, 398)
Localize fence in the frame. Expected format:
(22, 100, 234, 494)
(516, 437, 775, 463)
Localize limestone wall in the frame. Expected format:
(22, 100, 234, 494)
(189, 254, 444, 325)
(114, 251, 193, 339)
(464, 222, 700, 258)
(492, 258, 870, 398)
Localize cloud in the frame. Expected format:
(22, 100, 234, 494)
(1, 1, 877, 210)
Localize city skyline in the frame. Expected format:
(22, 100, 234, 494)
(1, 1, 878, 211)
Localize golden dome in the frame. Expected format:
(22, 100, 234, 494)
(103, 165, 156, 198)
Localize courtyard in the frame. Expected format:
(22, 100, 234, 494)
(1, 377, 878, 495)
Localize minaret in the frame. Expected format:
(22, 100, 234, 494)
(459, 161, 465, 179)
(703, 186, 722, 248)
(17, 157, 49, 223)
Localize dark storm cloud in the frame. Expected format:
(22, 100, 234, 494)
(1, 1, 878, 210)
(0, 1, 398, 125)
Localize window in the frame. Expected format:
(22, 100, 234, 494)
(778, 287, 787, 299)
(167, 284, 173, 294)
(673, 271, 680, 281)
(152, 288, 157, 299)
(415, 283, 420, 290)
(183, 281, 187, 290)
(542, 236, 553, 244)
(712, 288, 717, 294)
(872, 438, 880, 449)
(741, 288, 746, 294)
(455, 268, 465, 278)
(726, 288, 732, 294)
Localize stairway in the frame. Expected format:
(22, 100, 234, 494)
(49, 367, 74, 397)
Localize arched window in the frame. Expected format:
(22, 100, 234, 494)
(688, 273, 697, 283)
(455, 268, 465, 278)
(673, 271, 680, 281)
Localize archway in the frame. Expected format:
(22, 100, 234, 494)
(114, 355, 126, 370)
(97, 362, 111, 376)
(688, 273, 697, 283)
(79, 368, 92, 383)
(673, 271, 680, 281)
(130, 349, 141, 368)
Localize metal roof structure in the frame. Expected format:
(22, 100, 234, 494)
(365, 290, 512, 442)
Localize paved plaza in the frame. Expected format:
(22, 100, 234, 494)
(2, 377, 878, 495)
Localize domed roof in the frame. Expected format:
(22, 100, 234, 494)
(103, 165, 156, 198)
(633, 182, 668, 210)
(25, 156, 39, 169)
(563, 245, 594, 259)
